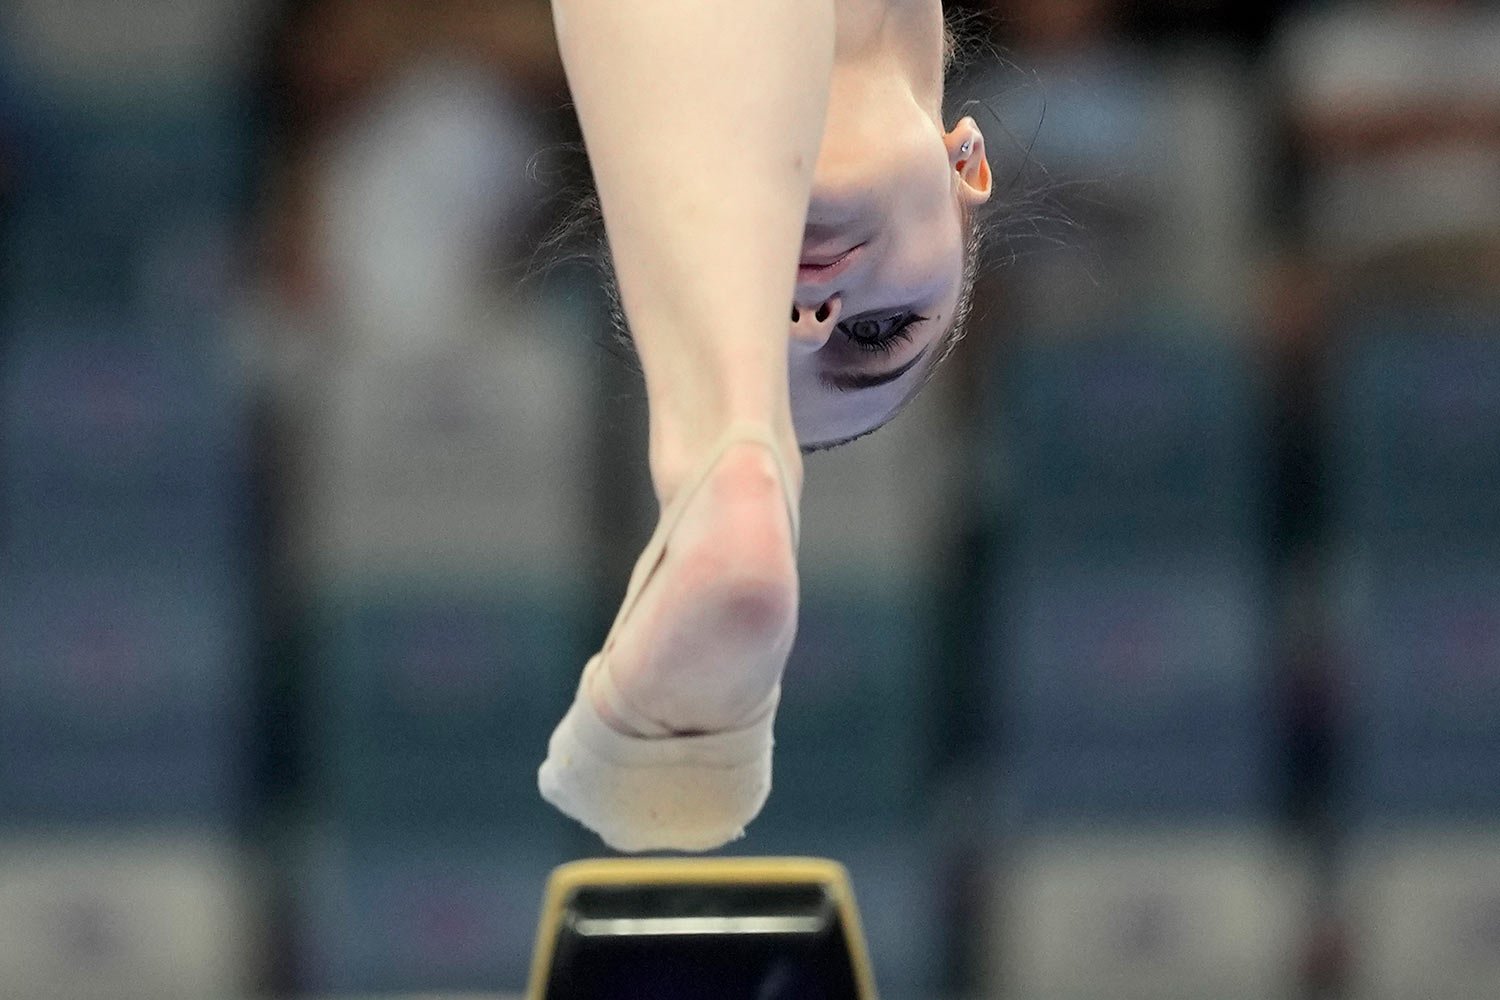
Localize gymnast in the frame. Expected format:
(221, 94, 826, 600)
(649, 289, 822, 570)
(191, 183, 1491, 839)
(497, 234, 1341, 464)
(537, 0, 993, 852)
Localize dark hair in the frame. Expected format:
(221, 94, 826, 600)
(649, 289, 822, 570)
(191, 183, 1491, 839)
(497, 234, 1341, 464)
(531, 13, 1004, 452)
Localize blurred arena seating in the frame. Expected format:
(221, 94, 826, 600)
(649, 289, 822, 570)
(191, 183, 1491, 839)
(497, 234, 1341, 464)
(0, 1, 1497, 997)
(976, 327, 1307, 1000)
(284, 298, 598, 994)
(0, 6, 264, 992)
(0, 324, 255, 998)
(1328, 308, 1500, 999)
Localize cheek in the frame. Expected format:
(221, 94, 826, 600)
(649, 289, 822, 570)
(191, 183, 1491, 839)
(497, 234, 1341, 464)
(785, 365, 911, 448)
(785, 353, 824, 439)
(881, 238, 946, 292)
(877, 231, 965, 322)
(785, 355, 857, 446)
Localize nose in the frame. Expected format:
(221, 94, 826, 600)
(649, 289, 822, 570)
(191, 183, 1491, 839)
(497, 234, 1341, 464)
(789, 295, 841, 351)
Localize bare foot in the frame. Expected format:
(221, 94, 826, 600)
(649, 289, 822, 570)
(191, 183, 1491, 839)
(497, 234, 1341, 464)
(589, 440, 799, 737)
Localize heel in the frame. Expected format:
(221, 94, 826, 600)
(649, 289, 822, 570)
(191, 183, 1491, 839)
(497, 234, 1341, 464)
(537, 424, 801, 851)
(602, 423, 800, 659)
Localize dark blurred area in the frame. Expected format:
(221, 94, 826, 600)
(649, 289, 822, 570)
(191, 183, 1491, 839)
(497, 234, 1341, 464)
(0, 1, 1497, 998)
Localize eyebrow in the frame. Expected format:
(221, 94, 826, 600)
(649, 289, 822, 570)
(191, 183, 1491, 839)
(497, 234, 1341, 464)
(818, 346, 931, 393)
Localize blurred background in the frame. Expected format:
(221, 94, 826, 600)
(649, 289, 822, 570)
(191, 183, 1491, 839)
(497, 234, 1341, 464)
(0, 0, 1497, 997)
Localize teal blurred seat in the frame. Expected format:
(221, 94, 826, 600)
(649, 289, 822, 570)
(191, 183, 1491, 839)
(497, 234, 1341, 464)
(307, 580, 588, 832)
(983, 329, 1272, 827)
(0, 568, 249, 827)
(1, 97, 246, 310)
(1328, 308, 1500, 825)
(293, 829, 572, 995)
(1321, 310, 1500, 998)
(752, 581, 934, 833)
(992, 328, 1261, 560)
(1334, 555, 1500, 825)
(1329, 309, 1500, 552)
(0, 317, 250, 574)
(990, 554, 1273, 825)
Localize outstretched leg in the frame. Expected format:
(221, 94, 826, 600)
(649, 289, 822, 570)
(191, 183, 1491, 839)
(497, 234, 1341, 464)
(539, 0, 836, 849)
(550, 0, 832, 498)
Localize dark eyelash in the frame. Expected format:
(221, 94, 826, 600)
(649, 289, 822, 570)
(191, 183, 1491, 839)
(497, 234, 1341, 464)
(839, 313, 929, 355)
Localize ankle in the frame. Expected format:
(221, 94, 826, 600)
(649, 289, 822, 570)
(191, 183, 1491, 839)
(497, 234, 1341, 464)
(649, 419, 803, 509)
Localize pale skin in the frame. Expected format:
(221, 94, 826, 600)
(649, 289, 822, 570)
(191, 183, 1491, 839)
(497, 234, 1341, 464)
(549, 0, 992, 736)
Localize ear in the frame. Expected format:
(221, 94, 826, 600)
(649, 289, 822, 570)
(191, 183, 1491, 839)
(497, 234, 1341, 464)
(945, 116, 992, 208)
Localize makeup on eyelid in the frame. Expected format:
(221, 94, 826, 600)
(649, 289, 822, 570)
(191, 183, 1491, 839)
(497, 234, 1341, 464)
(819, 343, 931, 393)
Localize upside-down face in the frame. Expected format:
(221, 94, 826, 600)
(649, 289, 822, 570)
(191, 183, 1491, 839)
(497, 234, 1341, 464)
(787, 59, 991, 450)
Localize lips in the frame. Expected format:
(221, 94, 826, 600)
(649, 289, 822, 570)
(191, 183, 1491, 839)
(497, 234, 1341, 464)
(797, 243, 863, 281)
